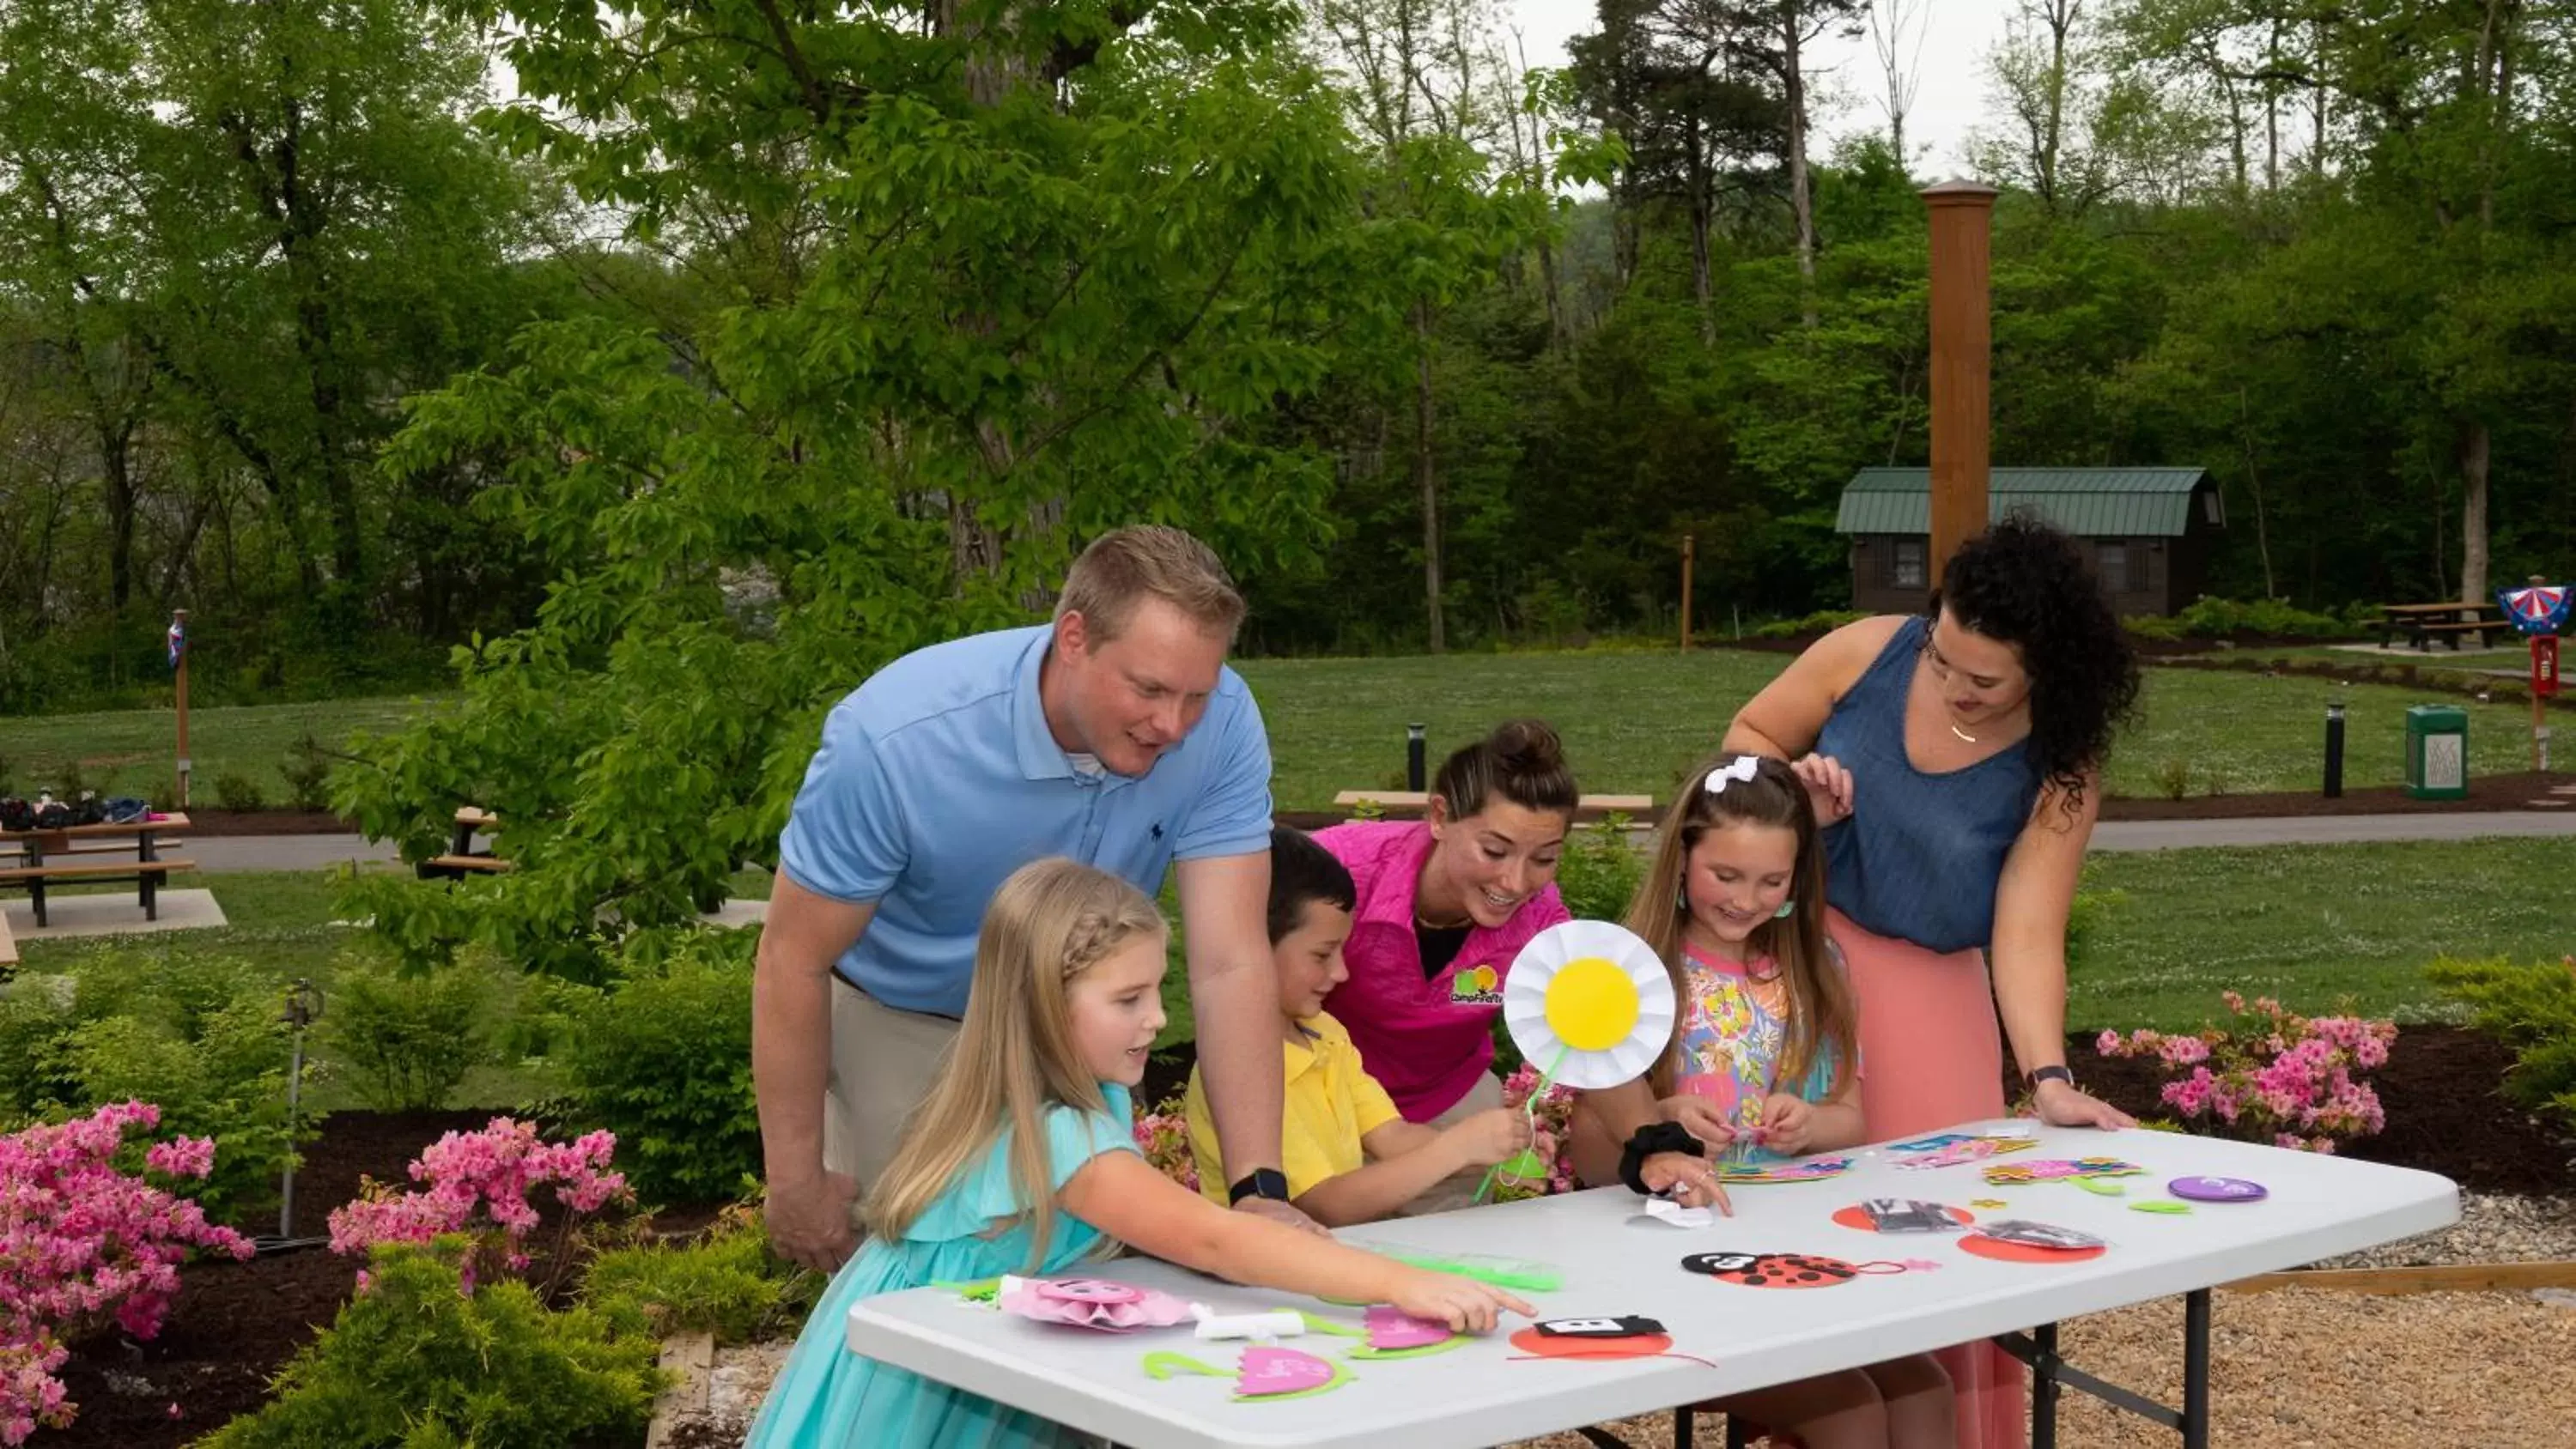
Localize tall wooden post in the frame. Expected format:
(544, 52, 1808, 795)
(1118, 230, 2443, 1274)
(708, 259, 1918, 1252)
(1923, 179, 1999, 575)
(1680, 535, 1696, 652)
(172, 609, 191, 808)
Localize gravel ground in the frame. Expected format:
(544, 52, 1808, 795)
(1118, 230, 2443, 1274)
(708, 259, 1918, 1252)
(2306, 1191, 2576, 1270)
(1506, 1289, 2576, 1449)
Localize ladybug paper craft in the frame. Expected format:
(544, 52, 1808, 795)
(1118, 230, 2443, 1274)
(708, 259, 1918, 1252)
(1144, 1346, 1350, 1401)
(1684, 1251, 1935, 1286)
(1683, 1251, 1861, 1288)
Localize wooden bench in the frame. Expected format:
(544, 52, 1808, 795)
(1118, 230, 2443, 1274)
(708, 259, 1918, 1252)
(2378, 603, 2502, 651)
(1332, 791, 1656, 821)
(0, 859, 198, 927)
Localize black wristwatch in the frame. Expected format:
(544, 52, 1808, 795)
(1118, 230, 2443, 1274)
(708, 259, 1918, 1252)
(2028, 1064, 2075, 1090)
(1227, 1167, 1291, 1206)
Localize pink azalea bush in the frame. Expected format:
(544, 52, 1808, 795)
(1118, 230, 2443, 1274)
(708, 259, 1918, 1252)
(0, 1101, 253, 1446)
(1492, 1063, 1577, 1199)
(2097, 992, 2396, 1154)
(1132, 1097, 1199, 1195)
(328, 1118, 629, 1297)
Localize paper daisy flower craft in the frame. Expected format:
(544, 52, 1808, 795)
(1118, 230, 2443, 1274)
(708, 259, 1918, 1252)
(1501, 920, 1676, 1090)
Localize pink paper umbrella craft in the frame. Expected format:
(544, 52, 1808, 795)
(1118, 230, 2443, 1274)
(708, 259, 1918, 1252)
(1350, 1306, 1466, 1360)
(1145, 1347, 1352, 1401)
(999, 1276, 1195, 1331)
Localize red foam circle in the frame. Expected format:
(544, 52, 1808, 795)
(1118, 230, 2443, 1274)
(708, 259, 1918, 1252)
(1959, 1234, 2107, 1264)
(1830, 1204, 1974, 1233)
(1509, 1326, 1674, 1360)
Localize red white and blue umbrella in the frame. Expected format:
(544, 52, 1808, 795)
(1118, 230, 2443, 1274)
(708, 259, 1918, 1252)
(2497, 584, 2570, 636)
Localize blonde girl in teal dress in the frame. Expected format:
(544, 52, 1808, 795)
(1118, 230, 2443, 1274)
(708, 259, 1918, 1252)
(748, 858, 1532, 1449)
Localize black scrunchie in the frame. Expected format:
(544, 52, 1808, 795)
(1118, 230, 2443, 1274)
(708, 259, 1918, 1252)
(1618, 1122, 1705, 1195)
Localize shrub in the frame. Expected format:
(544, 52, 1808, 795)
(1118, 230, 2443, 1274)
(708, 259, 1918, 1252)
(1552, 815, 1643, 924)
(582, 1204, 815, 1343)
(0, 1102, 254, 1446)
(46, 954, 304, 1222)
(323, 960, 502, 1112)
(280, 732, 337, 813)
(211, 771, 267, 812)
(1747, 609, 1868, 640)
(1132, 1095, 1199, 1195)
(196, 1239, 664, 1449)
(553, 930, 762, 1203)
(329, 1117, 630, 1300)
(2426, 955, 2576, 1128)
(2096, 992, 2396, 1153)
(2128, 597, 2366, 642)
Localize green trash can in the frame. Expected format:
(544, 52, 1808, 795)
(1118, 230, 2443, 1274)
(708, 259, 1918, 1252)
(2404, 704, 2469, 800)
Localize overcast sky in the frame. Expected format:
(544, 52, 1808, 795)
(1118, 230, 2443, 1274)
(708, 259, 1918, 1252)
(1499, 0, 2018, 179)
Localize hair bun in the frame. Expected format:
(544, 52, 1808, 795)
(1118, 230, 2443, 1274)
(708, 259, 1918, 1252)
(1491, 718, 1564, 772)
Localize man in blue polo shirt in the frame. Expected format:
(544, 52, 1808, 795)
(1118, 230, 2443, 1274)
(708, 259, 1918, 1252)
(753, 526, 1301, 1270)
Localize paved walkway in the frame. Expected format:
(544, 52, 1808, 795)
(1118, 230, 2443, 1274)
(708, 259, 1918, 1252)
(179, 811, 2576, 873)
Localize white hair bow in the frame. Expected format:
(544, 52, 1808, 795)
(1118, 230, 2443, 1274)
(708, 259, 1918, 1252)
(1703, 755, 1760, 795)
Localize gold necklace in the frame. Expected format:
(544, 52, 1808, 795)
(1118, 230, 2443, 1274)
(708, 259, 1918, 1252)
(1949, 720, 1980, 743)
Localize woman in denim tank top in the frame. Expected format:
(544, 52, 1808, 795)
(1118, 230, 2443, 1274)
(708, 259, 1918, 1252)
(1722, 517, 2141, 1449)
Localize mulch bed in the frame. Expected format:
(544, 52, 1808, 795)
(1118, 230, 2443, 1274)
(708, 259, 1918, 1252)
(2050, 1024, 2574, 1197)
(41, 1110, 723, 1449)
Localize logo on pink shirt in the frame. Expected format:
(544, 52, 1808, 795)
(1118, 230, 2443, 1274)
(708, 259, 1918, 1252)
(1449, 962, 1503, 1005)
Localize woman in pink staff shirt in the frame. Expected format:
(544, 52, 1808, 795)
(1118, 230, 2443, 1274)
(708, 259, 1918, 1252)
(1317, 719, 1578, 1213)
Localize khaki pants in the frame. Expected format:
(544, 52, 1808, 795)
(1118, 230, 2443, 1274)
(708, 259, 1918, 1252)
(822, 978, 963, 1224)
(1394, 1070, 1508, 1217)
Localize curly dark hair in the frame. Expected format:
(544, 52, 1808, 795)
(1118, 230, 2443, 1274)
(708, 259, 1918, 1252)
(1927, 513, 2141, 815)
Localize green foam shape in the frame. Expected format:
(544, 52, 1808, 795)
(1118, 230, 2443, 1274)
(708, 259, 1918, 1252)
(2076, 1176, 2127, 1197)
(2130, 1200, 2193, 1215)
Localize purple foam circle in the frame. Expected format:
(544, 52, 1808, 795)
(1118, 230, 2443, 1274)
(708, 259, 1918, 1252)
(2166, 1175, 2267, 1203)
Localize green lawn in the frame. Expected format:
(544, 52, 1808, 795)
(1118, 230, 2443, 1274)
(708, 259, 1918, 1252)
(0, 694, 446, 805)
(2070, 835, 2576, 1032)
(0, 646, 2547, 813)
(1234, 652, 2544, 808)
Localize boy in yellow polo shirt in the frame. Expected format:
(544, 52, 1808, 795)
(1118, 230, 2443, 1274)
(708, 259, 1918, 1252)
(1186, 828, 1529, 1225)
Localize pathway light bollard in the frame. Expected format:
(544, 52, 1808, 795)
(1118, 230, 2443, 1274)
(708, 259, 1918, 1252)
(2323, 700, 2346, 799)
(1406, 724, 1427, 792)
(255, 979, 327, 1253)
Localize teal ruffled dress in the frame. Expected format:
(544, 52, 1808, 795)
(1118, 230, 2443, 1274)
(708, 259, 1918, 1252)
(746, 1085, 1140, 1449)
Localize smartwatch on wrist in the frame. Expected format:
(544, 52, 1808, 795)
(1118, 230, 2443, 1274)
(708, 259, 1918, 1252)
(2028, 1064, 2075, 1091)
(1227, 1167, 1291, 1206)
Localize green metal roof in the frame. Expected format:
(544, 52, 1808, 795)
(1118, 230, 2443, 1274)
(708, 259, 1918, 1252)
(1835, 468, 2210, 537)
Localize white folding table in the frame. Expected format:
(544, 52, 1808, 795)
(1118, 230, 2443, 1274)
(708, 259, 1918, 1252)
(846, 1123, 2458, 1448)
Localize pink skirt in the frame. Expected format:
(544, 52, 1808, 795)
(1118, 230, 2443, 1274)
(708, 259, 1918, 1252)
(1829, 906, 2027, 1449)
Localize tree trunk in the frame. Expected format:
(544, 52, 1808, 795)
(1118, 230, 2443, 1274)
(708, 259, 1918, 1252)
(1414, 301, 1443, 653)
(1784, 8, 1817, 325)
(2457, 417, 2490, 606)
(1686, 115, 1715, 347)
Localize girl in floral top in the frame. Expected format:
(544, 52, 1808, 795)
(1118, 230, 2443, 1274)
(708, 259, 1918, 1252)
(1571, 754, 1954, 1449)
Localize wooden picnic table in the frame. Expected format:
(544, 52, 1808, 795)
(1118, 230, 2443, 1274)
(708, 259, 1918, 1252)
(2375, 601, 2502, 652)
(0, 814, 196, 927)
(421, 806, 512, 880)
